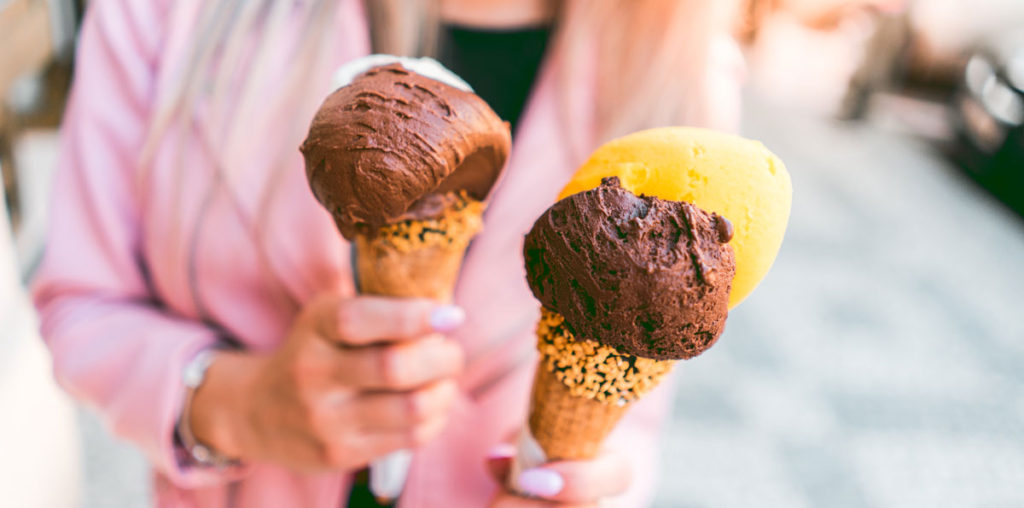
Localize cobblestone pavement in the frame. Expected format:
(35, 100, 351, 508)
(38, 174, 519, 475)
(74, 99, 1024, 507)
(652, 100, 1024, 507)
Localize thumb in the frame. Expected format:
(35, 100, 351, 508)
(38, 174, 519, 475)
(485, 444, 517, 483)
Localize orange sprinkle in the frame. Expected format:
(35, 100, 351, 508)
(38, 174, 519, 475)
(373, 191, 484, 252)
(536, 307, 674, 405)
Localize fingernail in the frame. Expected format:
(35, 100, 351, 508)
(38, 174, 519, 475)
(430, 305, 465, 332)
(517, 468, 563, 497)
(486, 443, 516, 460)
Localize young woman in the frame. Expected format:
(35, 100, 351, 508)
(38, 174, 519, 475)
(33, 0, 741, 506)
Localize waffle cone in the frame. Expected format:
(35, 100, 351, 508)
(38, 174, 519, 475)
(350, 194, 483, 301)
(512, 308, 675, 475)
(527, 363, 629, 460)
(354, 234, 465, 301)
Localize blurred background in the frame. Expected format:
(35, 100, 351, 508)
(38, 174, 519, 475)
(2, 0, 1023, 506)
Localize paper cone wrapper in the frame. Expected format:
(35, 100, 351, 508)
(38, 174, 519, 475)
(509, 309, 674, 494)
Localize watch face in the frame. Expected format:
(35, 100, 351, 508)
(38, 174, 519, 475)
(192, 444, 212, 463)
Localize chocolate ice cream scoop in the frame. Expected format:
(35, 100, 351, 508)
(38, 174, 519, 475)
(524, 177, 735, 360)
(300, 63, 511, 239)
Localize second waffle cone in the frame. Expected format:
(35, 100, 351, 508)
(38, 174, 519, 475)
(528, 364, 628, 460)
(524, 308, 675, 461)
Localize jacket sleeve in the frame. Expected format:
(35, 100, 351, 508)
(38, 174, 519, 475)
(32, 0, 239, 487)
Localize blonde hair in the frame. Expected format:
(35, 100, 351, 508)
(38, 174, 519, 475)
(566, 0, 734, 140)
(147, 0, 736, 164)
(142, 0, 736, 313)
(365, 0, 735, 142)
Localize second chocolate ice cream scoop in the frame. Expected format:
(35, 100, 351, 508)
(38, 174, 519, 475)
(524, 177, 736, 360)
(300, 63, 511, 239)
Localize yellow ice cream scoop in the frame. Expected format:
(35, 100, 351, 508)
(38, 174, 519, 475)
(559, 127, 792, 308)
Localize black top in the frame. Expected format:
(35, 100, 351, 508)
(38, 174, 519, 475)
(437, 23, 552, 135)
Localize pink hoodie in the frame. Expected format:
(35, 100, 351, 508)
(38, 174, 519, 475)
(32, 0, 740, 506)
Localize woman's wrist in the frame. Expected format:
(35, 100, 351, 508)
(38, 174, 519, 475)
(189, 350, 263, 460)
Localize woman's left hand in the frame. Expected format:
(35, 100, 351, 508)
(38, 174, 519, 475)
(485, 446, 632, 507)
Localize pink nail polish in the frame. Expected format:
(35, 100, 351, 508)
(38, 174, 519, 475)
(430, 305, 465, 332)
(486, 443, 516, 460)
(517, 468, 564, 497)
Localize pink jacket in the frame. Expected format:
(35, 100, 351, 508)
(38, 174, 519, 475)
(33, 1, 740, 506)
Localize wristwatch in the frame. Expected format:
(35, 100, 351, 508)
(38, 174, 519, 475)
(177, 349, 238, 469)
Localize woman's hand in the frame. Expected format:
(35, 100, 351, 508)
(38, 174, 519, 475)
(485, 446, 633, 507)
(189, 293, 466, 471)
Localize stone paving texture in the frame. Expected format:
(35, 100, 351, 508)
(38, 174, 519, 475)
(651, 100, 1024, 507)
(74, 100, 1024, 507)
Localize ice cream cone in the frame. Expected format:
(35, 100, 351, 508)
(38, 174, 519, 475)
(349, 192, 484, 502)
(351, 192, 483, 301)
(300, 57, 512, 504)
(510, 127, 791, 497)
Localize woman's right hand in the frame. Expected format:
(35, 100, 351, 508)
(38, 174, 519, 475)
(189, 293, 466, 471)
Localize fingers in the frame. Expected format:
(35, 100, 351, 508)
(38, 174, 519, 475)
(331, 336, 465, 390)
(489, 494, 595, 508)
(358, 413, 451, 456)
(486, 451, 570, 507)
(314, 296, 465, 345)
(348, 380, 459, 431)
(493, 450, 632, 504)
(485, 445, 516, 483)
(301, 379, 460, 470)
(312, 413, 452, 471)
